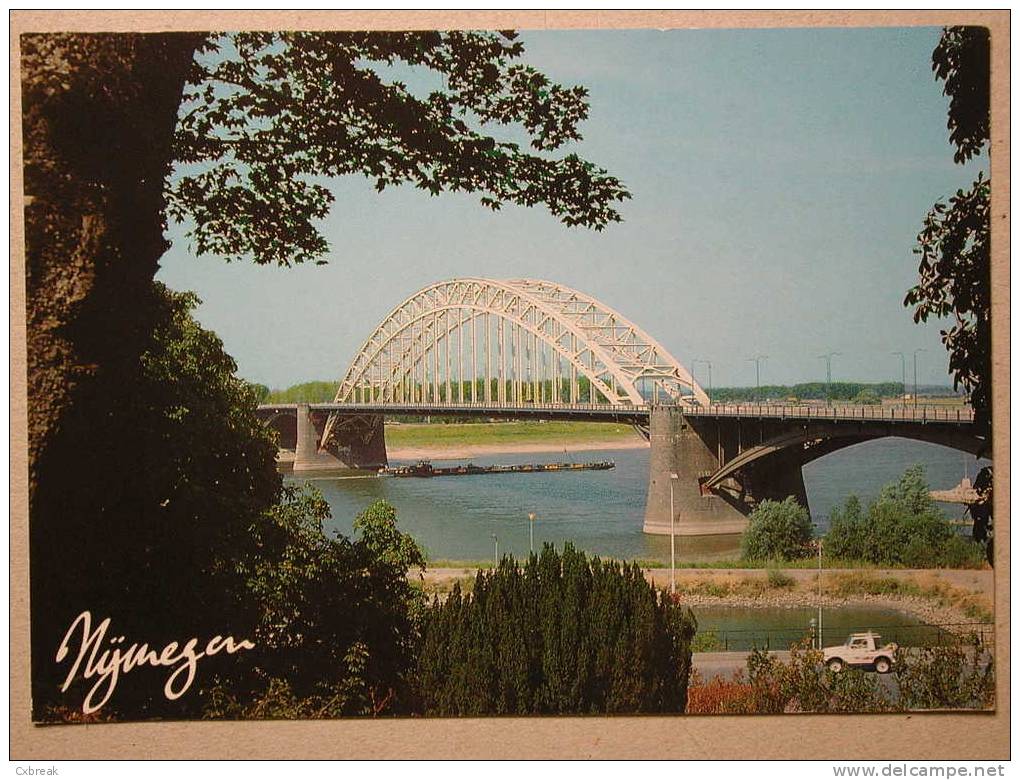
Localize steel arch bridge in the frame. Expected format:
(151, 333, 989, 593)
(323, 278, 706, 440)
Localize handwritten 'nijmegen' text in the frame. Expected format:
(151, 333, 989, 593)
(56, 611, 255, 714)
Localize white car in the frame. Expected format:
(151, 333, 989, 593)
(823, 632, 898, 674)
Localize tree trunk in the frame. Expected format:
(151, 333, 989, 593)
(20, 32, 204, 717)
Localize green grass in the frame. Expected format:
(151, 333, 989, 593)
(385, 420, 641, 448)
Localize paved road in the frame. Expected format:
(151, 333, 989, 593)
(692, 650, 901, 698)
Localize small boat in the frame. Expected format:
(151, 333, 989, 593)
(378, 459, 615, 478)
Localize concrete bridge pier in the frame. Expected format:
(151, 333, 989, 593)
(292, 404, 387, 473)
(643, 405, 751, 541)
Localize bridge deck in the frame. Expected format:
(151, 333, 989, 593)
(258, 402, 974, 426)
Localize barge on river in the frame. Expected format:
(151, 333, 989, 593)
(379, 459, 615, 478)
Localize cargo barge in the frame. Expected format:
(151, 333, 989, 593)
(379, 459, 615, 478)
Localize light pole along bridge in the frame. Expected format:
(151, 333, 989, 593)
(258, 278, 984, 541)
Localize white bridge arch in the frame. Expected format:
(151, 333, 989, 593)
(330, 278, 707, 412)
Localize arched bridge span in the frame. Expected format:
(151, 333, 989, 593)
(259, 276, 986, 543)
(321, 278, 707, 444)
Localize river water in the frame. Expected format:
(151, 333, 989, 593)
(294, 437, 987, 563)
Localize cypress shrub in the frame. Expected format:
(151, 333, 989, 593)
(414, 543, 697, 715)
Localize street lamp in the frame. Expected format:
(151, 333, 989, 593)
(746, 355, 768, 403)
(528, 512, 536, 554)
(892, 351, 907, 405)
(912, 348, 926, 409)
(692, 359, 713, 404)
(492, 533, 499, 564)
(815, 533, 824, 650)
(817, 352, 841, 407)
(669, 472, 679, 595)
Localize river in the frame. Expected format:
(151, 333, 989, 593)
(292, 437, 988, 563)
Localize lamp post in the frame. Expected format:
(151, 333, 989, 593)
(492, 533, 498, 564)
(817, 352, 840, 407)
(692, 359, 713, 404)
(669, 472, 679, 595)
(528, 512, 536, 555)
(816, 534, 823, 650)
(892, 351, 907, 405)
(747, 355, 767, 403)
(913, 348, 925, 409)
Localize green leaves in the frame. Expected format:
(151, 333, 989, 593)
(169, 31, 631, 267)
(741, 497, 813, 563)
(825, 466, 986, 568)
(932, 26, 990, 165)
(907, 174, 991, 434)
(221, 496, 427, 717)
(907, 27, 991, 437)
(415, 544, 696, 715)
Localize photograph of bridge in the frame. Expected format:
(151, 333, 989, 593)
(14, 12, 1004, 759)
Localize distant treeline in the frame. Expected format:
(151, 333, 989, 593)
(711, 382, 914, 403)
(263, 380, 338, 404)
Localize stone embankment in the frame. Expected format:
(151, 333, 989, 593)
(421, 566, 995, 633)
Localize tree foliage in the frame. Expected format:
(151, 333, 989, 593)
(708, 382, 909, 403)
(932, 26, 990, 164)
(906, 26, 991, 436)
(825, 466, 985, 568)
(22, 31, 629, 719)
(206, 497, 427, 719)
(40, 283, 283, 717)
(415, 544, 696, 715)
(169, 31, 630, 266)
(741, 497, 813, 563)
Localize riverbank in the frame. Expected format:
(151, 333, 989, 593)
(418, 566, 994, 632)
(386, 420, 647, 460)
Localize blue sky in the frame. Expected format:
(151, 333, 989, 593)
(156, 26, 985, 390)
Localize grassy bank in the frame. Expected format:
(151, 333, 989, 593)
(384, 420, 642, 449)
(426, 556, 989, 571)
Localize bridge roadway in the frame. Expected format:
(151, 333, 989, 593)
(257, 401, 975, 427)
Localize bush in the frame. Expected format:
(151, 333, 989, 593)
(691, 630, 724, 653)
(688, 640, 877, 714)
(895, 642, 994, 710)
(826, 466, 987, 568)
(741, 497, 813, 562)
(205, 496, 427, 719)
(766, 569, 797, 589)
(414, 544, 697, 715)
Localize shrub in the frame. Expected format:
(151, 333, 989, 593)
(895, 642, 994, 710)
(414, 544, 697, 715)
(744, 639, 892, 713)
(741, 497, 813, 562)
(686, 670, 758, 714)
(766, 569, 796, 589)
(691, 630, 724, 653)
(826, 466, 987, 568)
(205, 496, 427, 719)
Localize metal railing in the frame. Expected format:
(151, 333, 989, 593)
(307, 401, 650, 414)
(257, 400, 975, 424)
(693, 621, 993, 653)
(686, 403, 975, 423)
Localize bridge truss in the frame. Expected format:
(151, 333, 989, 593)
(331, 277, 707, 415)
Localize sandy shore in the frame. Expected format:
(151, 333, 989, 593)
(388, 437, 649, 461)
